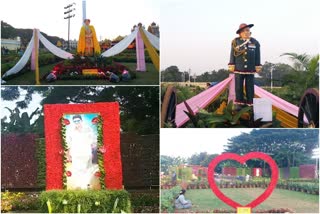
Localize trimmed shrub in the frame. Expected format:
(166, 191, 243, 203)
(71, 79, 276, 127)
(11, 193, 40, 211)
(289, 167, 299, 179)
(39, 190, 131, 213)
(1, 191, 25, 213)
(160, 186, 181, 213)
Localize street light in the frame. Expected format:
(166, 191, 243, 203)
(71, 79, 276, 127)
(64, 3, 76, 51)
(270, 65, 274, 92)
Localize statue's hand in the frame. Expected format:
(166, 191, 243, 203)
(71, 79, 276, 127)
(255, 66, 262, 73)
(228, 64, 235, 72)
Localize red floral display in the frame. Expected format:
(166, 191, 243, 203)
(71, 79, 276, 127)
(66, 171, 72, 177)
(63, 119, 70, 125)
(94, 171, 101, 177)
(91, 117, 99, 124)
(207, 152, 279, 209)
(98, 146, 106, 153)
(44, 102, 122, 190)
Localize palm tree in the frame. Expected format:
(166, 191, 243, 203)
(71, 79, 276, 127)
(281, 53, 319, 90)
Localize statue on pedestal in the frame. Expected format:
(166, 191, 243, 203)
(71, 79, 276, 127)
(228, 23, 262, 107)
(77, 19, 101, 56)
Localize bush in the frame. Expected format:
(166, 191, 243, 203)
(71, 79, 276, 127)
(39, 190, 131, 213)
(11, 193, 40, 211)
(160, 186, 181, 213)
(1, 191, 25, 213)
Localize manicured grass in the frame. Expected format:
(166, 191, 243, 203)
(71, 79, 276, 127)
(3, 62, 159, 85)
(175, 188, 319, 213)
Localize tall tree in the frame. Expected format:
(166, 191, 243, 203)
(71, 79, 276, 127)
(225, 129, 318, 168)
(1, 86, 159, 136)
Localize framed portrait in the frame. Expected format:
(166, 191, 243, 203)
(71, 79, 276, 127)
(44, 102, 122, 190)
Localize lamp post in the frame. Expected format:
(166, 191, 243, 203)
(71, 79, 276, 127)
(270, 65, 274, 92)
(64, 3, 76, 51)
(312, 148, 319, 178)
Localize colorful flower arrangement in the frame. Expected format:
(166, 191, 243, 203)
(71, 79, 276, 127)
(43, 57, 134, 83)
(60, 115, 106, 189)
(44, 102, 123, 190)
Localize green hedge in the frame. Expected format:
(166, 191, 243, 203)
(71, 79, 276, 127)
(39, 190, 131, 213)
(236, 168, 251, 176)
(289, 167, 299, 179)
(36, 138, 46, 189)
(279, 168, 284, 179)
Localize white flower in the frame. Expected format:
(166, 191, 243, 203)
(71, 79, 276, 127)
(95, 201, 100, 206)
(62, 200, 68, 205)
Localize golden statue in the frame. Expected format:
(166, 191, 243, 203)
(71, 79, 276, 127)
(77, 19, 101, 56)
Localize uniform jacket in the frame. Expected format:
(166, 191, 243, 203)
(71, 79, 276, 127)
(229, 37, 261, 74)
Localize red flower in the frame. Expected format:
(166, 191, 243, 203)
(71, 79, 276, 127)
(94, 171, 101, 177)
(66, 171, 72, 177)
(91, 117, 99, 124)
(63, 119, 70, 126)
(99, 146, 106, 153)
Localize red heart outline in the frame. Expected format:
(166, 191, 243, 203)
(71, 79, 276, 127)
(207, 152, 279, 209)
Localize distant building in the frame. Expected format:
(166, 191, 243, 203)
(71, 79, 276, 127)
(1, 37, 21, 50)
(63, 39, 77, 50)
(147, 22, 160, 37)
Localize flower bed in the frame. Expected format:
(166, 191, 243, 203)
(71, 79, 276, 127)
(161, 178, 319, 195)
(42, 55, 136, 83)
(277, 180, 319, 194)
(39, 190, 131, 213)
(176, 208, 294, 213)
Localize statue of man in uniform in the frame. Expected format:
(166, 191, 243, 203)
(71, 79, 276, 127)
(228, 23, 262, 107)
(77, 19, 101, 56)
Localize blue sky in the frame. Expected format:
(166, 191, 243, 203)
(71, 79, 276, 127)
(160, 0, 320, 73)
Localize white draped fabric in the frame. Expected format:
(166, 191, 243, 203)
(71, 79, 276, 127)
(38, 31, 74, 59)
(142, 28, 159, 50)
(2, 33, 35, 78)
(101, 28, 138, 57)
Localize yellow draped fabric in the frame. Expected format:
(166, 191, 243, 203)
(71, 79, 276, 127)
(77, 25, 101, 55)
(139, 28, 159, 71)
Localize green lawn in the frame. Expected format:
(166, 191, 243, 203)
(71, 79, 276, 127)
(2, 62, 159, 85)
(175, 189, 319, 213)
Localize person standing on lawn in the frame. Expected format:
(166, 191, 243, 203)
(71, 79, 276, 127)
(228, 23, 262, 107)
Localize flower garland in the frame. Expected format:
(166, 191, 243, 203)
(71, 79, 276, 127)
(60, 118, 68, 189)
(95, 115, 106, 189)
(45, 102, 122, 190)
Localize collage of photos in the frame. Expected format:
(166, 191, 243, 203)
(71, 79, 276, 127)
(0, 0, 319, 213)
